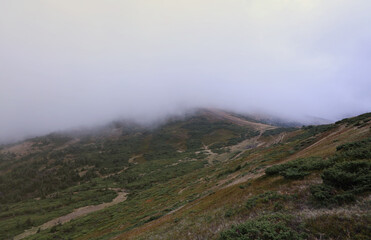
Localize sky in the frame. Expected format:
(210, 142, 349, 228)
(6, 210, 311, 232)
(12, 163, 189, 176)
(1, 0, 371, 143)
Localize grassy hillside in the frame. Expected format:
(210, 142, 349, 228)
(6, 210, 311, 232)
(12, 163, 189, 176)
(0, 110, 370, 240)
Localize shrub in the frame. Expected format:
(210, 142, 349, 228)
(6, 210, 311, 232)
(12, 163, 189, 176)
(322, 160, 371, 191)
(219, 214, 306, 240)
(334, 137, 371, 163)
(310, 160, 371, 206)
(265, 164, 287, 176)
(265, 157, 331, 179)
(310, 184, 355, 206)
(280, 168, 310, 180)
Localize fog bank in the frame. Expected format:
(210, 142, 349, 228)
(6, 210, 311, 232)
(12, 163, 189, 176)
(1, 1, 371, 143)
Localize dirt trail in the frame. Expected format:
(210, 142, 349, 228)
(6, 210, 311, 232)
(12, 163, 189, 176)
(223, 171, 265, 189)
(301, 125, 345, 152)
(101, 168, 128, 179)
(14, 189, 128, 240)
(272, 132, 286, 145)
(285, 125, 346, 162)
(229, 135, 262, 160)
(128, 154, 142, 163)
(201, 144, 218, 164)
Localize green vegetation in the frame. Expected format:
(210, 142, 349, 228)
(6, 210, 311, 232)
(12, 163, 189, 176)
(110, 157, 206, 191)
(219, 214, 306, 240)
(310, 160, 371, 206)
(182, 116, 259, 150)
(264, 136, 371, 207)
(309, 137, 371, 206)
(0, 111, 370, 240)
(287, 124, 336, 144)
(265, 157, 332, 179)
(0, 182, 117, 239)
(335, 137, 371, 161)
(335, 112, 371, 126)
(322, 160, 371, 191)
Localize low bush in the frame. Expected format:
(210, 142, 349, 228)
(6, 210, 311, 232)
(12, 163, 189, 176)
(311, 160, 371, 206)
(322, 160, 371, 191)
(310, 184, 355, 206)
(334, 137, 371, 161)
(219, 214, 306, 240)
(336, 137, 371, 152)
(265, 164, 287, 176)
(280, 168, 310, 180)
(265, 157, 331, 179)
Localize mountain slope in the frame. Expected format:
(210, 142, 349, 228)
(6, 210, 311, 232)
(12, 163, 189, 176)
(117, 113, 371, 240)
(0, 110, 370, 240)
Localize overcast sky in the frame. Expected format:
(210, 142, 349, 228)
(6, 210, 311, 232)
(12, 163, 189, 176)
(1, 0, 371, 142)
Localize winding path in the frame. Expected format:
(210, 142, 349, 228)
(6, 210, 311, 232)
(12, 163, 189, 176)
(14, 189, 127, 240)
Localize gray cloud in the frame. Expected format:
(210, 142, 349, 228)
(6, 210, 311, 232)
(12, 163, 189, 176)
(1, 0, 371, 142)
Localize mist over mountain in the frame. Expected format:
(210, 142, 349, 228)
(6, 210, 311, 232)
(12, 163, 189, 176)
(1, 2, 371, 239)
(0, 108, 329, 145)
(1, 1, 371, 142)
